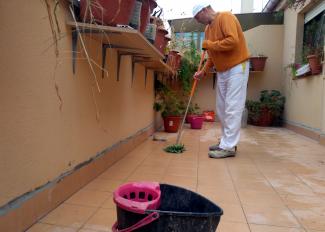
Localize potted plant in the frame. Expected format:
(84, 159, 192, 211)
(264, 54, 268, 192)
(303, 13, 324, 75)
(154, 83, 184, 133)
(246, 90, 285, 127)
(250, 54, 268, 71)
(166, 33, 183, 71)
(285, 62, 303, 78)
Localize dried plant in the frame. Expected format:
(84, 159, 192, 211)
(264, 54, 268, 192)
(286, 0, 307, 10)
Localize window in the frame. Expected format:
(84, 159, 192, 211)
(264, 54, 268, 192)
(174, 32, 203, 50)
(302, 2, 325, 62)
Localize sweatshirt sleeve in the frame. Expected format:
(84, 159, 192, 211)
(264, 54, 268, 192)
(204, 13, 239, 51)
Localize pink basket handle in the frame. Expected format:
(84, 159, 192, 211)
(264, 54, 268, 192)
(112, 212, 159, 232)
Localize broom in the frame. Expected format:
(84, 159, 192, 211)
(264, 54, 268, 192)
(164, 50, 206, 153)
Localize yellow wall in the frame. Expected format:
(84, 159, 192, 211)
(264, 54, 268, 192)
(282, 6, 325, 134)
(193, 25, 285, 115)
(193, 76, 216, 112)
(0, 1, 155, 205)
(244, 25, 285, 100)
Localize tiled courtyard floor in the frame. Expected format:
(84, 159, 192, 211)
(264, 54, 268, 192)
(28, 123, 325, 232)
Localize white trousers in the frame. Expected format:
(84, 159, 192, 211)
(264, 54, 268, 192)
(216, 61, 249, 150)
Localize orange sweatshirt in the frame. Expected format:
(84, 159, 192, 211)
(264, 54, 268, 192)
(203, 12, 250, 73)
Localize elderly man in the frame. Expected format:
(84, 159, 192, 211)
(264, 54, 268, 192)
(193, 4, 250, 158)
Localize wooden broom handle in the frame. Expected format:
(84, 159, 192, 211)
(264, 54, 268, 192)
(190, 51, 206, 97)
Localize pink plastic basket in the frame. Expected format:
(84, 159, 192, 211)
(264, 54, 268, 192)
(113, 182, 161, 214)
(113, 182, 161, 232)
(190, 116, 205, 129)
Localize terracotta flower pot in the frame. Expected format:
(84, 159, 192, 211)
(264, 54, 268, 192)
(190, 116, 205, 129)
(163, 116, 181, 133)
(185, 114, 195, 124)
(80, 0, 136, 26)
(307, 55, 322, 75)
(139, 0, 157, 34)
(253, 108, 273, 127)
(167, 51, 182, 71)
(139, 0, 149, 33)
(154, 29, 169, 54)
(250, 56, 268, 71)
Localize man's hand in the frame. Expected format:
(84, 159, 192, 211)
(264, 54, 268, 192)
(193, 70, 206, 80)
(202, 40, 211, 51)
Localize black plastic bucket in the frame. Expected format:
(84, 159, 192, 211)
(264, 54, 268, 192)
(114, 183, 223, 232)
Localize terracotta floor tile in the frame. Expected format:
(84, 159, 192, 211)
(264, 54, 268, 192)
(297, 174, 325, 195)
(197, 178, 235, 190)
(161, 175, 197, 190)
(165, 166, 197, 177)
(40, 204, 97, 229)
(126, 172, 162, 182)
(84, 178, 122, 193)
(24, 124, 325, 231)
(218, 203, 247, 223)
(100, 195, 115, 209)
(197, 187, 240, 205)
(134, 165, 167, 175)
(65, 189, 111, 208)
(83, 208, 116, 232)
(290, 210, 325, 231)
(268, 177, 316, 196)
(98, 169, 131, 181)
(243, 205, 300, 227)
(238, 189, 285, 207)
(198, 168, 232, 181)
(141, 157, 170, 167)
(26, 223, 77, 232)
(106, 161, 139, 174)
(79, 229, 102, 232)
(249, 224, 305, 231)
(217, 221, 250, 232)
(281, 195, 325, 231)
(233, 179, 275, 193)
(168, 160, 198, 169)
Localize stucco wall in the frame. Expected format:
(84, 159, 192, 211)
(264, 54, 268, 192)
(193, 76, 216, 112)
(244, 25, 285, 100)
(282, 7, 325, 134)
(0, 1, 155, 205)
(193, 24, 285, 116)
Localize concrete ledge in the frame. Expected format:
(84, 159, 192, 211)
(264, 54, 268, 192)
(284, 123, 325, 145)
(0, 125, 154, 232)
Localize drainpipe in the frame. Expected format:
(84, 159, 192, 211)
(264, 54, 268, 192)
(321, 43, 325, 136)
(262, 0, 281, 12)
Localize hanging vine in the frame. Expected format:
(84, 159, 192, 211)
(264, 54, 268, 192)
(286, 0, 307, 10)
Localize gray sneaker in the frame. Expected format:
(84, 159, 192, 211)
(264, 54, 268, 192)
(209, 139, 221, 151)
(209, 143, 238, 152)
(208, 148, 236, 159)
(209, 144, 221, 151)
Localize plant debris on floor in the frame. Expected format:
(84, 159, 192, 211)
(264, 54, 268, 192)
(164, 144, 186, 153)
